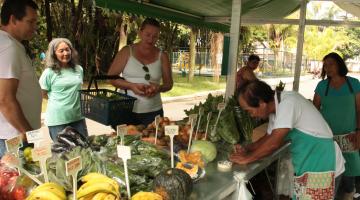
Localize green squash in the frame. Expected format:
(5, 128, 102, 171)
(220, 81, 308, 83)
(153, 168, 193, 200)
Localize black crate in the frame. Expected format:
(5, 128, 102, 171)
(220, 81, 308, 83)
(80, 89, 136, 126)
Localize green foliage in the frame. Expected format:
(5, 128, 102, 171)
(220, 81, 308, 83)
(336, 28, 360, 61)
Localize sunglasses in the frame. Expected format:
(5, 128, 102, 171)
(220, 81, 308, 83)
(143, 65, 151, 81)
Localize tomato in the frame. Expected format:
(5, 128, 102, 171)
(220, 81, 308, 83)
(12, 186, 26, 200)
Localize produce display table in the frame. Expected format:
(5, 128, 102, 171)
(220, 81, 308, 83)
(190, 143, 291, 200)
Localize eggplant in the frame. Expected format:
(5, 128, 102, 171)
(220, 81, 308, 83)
(51, 143, 71, 153)
(58, 126, 89, 147)
(57, 135, 77, 148)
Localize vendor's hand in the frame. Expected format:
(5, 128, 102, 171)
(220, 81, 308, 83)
(229, 154, 252, 165)
(130, 83, 147, 96)
(232, 144, 248, 156)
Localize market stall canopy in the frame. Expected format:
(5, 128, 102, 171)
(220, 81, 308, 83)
(336, 2, 360, 19)
(95, 0, 301, 32)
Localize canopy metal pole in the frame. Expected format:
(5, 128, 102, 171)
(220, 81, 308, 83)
(225, 0, 242, 99)
(293, 0, 307, 91)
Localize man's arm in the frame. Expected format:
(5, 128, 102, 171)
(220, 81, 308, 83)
(0, 78, 32, 135)
(230, 128, 289, 164)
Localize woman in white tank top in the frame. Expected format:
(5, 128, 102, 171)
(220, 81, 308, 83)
(107, 18, 173, 126)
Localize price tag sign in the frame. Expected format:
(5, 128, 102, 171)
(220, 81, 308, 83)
(117, 145, 131, 160)
(5, 136, 23, 154)
(217, 102, 226, 110)
(65, 156, 82, 177)
(65, 156, 82, 200)
(165, 125, 179, 137)
(26, 129, 43, 146)
(154, 115, 161, 145)
(32, 145, 52, 182)
(2, 153, 43, 185)
(205, 112, 213, 140)
(117, 124, 127, 145)
(155, 115, 161, 126)
(189, 114, 197, 124)
(1, 153, 20, 167)
(117, 145, 132, 198)
(195, 108, 204, 140)
(165, 125, 179, 168)
(32, 146, 52, 161)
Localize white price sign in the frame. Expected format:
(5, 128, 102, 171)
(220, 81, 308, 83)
(5, 136, 23, 154)
(65, 156, 82, 200)
(165, 125, 179, 168)
(117, 145, 132, 198)
(65, 156, 82, 177)
(32, 146, 52, 161)
(217, 102, 226, 110)
(32, 145, 52, 183)
(26, 129, 43, 145)
(117, 124, 127, 145)
(165, 125, 179, 137)
(117, 145, 131, 160)
(155, 115, 161, 126)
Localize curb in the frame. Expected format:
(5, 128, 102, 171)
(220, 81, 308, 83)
(162, 75, 314, 104)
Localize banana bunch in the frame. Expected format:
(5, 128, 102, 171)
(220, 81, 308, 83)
(77, 173, 120, 200)
(26, 182, 66, 200)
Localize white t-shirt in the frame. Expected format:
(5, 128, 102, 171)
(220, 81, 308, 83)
(0, 30, 42, 139)
(267, 91, 345, 177)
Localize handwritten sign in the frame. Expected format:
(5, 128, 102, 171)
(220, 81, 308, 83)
(155, 115, 161, 145)
(117, 145, 132, 198)
(32, 145, 52, 182)
(217, 102, 226, 110)
(32, 146, 52, 161)
(117, 124, 127, 145)
(65, 156, 82, 177)
(26, 129, 43, 146)
(204, 112, 213, 140)
(2, 153, 43, 185)
(5, 136, 23, 154)
(165, 125, 179, 168)
(66, 156, 82, 200)
(195, 108, 204, 140)
(1, 153, 20, 167)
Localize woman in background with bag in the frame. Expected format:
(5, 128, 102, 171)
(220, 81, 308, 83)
(313, 52, 360, 199)
(107, 18, 173, 126)
(39, 38, 88, 141)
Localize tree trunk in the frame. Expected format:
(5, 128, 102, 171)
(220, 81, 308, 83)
(118, 14, 128, 51)
(188, 27, 197, 82)
(210, 32, 224, 82)
(44, 0, 52, 42)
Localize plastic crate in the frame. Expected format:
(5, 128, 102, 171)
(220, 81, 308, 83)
(80, 89, 136, 126)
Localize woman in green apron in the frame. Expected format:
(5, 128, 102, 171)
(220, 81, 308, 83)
(313, 52, 360, 199)
(231, 80, 345, 199)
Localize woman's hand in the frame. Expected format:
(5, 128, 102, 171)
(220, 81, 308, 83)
(130, 83, 147, 96)
(144, 82, 161, 97)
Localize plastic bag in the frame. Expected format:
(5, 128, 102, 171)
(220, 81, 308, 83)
(0, 162, 31, 200)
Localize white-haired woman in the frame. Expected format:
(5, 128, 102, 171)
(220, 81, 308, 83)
(39, 38, 88, 141)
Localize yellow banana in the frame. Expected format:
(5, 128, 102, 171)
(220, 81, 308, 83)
(77, 182, 118, 199)
(32, 182, 65, 194)
(79, 194, 95, 200)
(81, 173, 108, 182)
(26, 190, 65, 200)
(91, 192, 108, 200)
(79, 178, 119, 194)
(103, 194, 115, 200)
